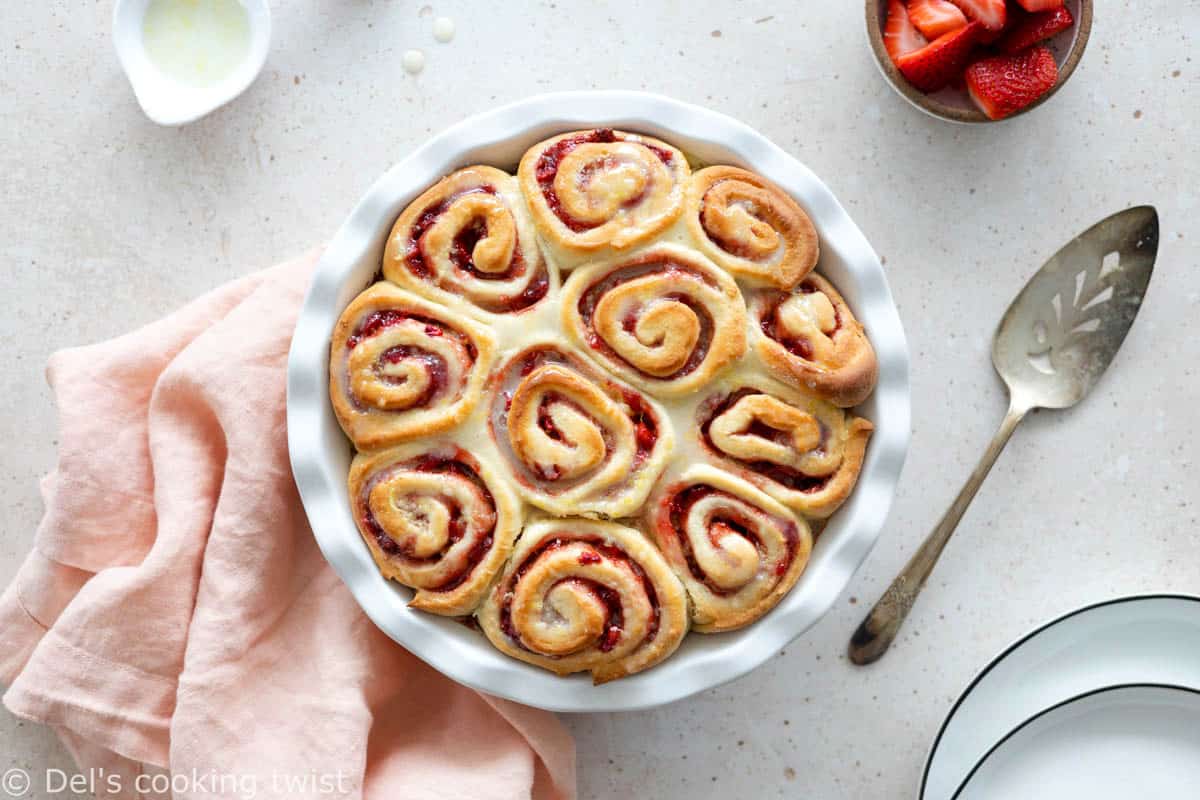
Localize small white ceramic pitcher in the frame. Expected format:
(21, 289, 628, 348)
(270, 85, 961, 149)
(112, 0, 271, 126)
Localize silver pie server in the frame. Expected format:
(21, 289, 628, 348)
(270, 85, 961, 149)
(848, 205, 1159, 666)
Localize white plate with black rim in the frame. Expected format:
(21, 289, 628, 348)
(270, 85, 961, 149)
(953, 684, 1200, 799)
(921, 595, 1200, 800)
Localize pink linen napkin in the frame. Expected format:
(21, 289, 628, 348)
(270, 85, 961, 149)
(0, 251, 575, 800)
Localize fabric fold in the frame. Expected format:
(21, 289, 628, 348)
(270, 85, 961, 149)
(1, 250, 575, 800)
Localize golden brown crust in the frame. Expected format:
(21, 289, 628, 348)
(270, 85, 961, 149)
(686, 166, 819, 290)
(486, 343, 674, 519)
(517, 129, 690, 254)
(348, 443, 522, 616)
(330, 283, 495, 451)
(330, 131, 883, 680)
(751, 273, 879, 407)
(560, 244, 747, 398)
(382, 165, 553, 320)
(476, 518, 689, 683)
(698, 383, 873, 518)
(647, 466, 813, 632)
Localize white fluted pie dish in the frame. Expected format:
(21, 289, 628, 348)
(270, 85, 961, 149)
(286, 91, 910, 711)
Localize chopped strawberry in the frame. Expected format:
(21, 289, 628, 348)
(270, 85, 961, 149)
(907, 0, 969, 39)
(897, 21, 982, 92)
(977, 5, 1021, 43)
(966, 46, 1058, 119)
(1014, 0, 1064, 11)
(884, 0, 928, 62)
(946, 0, 1007, 31)
(997, 6, 1074, 54)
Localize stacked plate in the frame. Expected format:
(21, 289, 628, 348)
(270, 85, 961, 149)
(921, 595, 1200, 799)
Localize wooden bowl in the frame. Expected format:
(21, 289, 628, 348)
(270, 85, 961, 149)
(865, 0, 1092, 123)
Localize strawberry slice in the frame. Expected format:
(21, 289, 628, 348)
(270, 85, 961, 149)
(946, 0, 1007, 31)
(907, 0, 969, 39)
(978, 5, 1022, 44)
(997, 6, 1074, 54)
(897, 21, 982, 92)
(1014, 0, 1065, 11)
(884, 0, 928, 62)
(966, 46, 1058, 119)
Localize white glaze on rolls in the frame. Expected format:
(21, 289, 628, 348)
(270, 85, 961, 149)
(330, 283, 495, 451)
(331, 130, 879, 680)
(477, 518, 689, 683)
(647, 465, 812, 632)
(349, 442, 522, 616)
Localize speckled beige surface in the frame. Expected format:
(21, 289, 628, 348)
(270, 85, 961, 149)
(2, 2, 1198, 798)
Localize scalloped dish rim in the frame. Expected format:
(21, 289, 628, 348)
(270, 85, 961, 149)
(286, 91, 911, 712)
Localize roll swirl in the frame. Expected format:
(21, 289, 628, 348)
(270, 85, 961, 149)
(383, 166, 553, 318)
(488, 344, 673, 518)
(477, 518, 689, 683)
(698, 384, 873, 518)
(330, 283, 495, 451)
(647, 466, 813, 632)
(686, 166, 819, 289)
(518, 128, 690, 253)
(561, 244, 747, 397)
(751, 273, 878, 407)
(331, 130, 883, 681)
(349, 443, 522, 616)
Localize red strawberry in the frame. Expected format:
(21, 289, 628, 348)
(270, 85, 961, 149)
(1014, 0, 1064, 11)
(907, 0, 968, 39)
(978, 5, 1022, 44)
(997, 6, 1074, 54)
(897, 21, 982, 92)
(966, 46, 1058, 119)
(884, 0, 928, 62)
(946, 0, 1007, 31)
